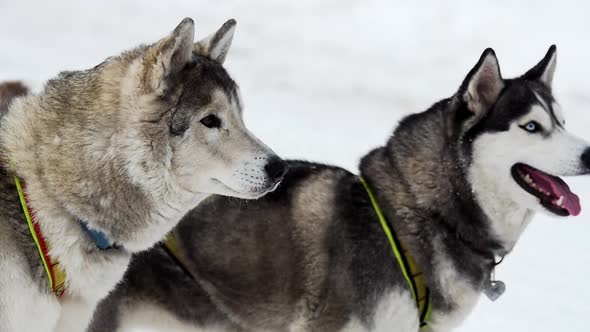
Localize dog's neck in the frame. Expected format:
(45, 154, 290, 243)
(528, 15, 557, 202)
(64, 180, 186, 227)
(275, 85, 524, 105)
(360, 146, 497, 268)
(358, 112, 516, 327)
(0, 65, 205, 253)
(467, 156, 534, 253)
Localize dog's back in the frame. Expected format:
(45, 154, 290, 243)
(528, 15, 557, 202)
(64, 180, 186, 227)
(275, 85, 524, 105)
(0, 81, 28, 115)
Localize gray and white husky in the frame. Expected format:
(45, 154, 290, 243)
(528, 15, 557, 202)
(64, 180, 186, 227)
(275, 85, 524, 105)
(0, 18, 286, 332)
(90, 46, 590, 332)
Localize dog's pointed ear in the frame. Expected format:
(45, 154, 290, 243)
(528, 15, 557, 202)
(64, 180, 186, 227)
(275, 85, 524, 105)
(521, 45, 557, 88)
(461, 48, 504, 118)
(193, 19, 236, 64)
(144, 17, 195, 95)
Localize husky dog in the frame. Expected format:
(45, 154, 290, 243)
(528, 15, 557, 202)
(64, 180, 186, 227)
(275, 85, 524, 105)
(0, 18, 287, 332)
(90, 46, 590, 332)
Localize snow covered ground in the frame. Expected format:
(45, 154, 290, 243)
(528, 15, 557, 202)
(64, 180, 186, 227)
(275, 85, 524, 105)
(1, 0, 590, 331)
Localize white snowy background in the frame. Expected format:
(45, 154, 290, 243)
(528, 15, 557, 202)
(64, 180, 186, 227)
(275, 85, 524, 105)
(1, 0, 589, 331)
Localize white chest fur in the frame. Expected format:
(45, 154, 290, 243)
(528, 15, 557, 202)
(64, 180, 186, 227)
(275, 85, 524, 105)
(341, 288, 420, 332)
(118, 303, 231, 332)
(427, 246, 482, 332)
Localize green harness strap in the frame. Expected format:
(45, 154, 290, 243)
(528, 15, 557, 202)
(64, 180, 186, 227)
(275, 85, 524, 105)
(360, 177, 432, 329)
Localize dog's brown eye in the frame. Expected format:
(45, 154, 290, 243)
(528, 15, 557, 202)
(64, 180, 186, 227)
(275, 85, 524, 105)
(200, 115, 221, 129)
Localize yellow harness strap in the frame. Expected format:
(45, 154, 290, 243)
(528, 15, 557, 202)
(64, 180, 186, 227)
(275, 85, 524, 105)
(164, 232, 181, 259)
(360, 177, 432, 328)
(14, 175, 67, 297)
(163, 232, 194, 277)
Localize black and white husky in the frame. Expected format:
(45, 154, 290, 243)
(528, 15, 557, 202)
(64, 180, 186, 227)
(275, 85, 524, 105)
(90, 46, 590, 332)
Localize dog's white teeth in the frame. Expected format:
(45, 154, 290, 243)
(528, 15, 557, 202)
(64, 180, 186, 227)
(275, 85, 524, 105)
(524, 174, 532, 184)
(555, 196, 564, 207)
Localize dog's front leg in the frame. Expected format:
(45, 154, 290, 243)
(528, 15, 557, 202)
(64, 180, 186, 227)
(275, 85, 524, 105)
(0, 255, 61, 331)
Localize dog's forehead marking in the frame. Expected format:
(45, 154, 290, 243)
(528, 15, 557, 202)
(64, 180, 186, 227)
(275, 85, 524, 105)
(211, 88, 241, 119)
(526, 105, 553, 130)
(532, 90, 564, 128)
(533, 90, 549, 111)
(552, 102, 565, 125)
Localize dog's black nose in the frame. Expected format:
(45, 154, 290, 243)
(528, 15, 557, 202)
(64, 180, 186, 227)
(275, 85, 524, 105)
(582, 148, 590, 170)
(264, 157, 288, 181)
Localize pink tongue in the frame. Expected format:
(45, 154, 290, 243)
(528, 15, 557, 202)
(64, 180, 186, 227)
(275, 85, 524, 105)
(565, 194, 582, 216)
(551, 182, 581, 216)
(530, 169, 581, 216)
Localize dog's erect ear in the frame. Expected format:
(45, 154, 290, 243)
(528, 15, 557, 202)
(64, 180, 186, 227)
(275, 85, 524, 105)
(521, 45, 557, 88)
(461, 48, 504, 119)
(144, 18, 195, 95)
(193, 19, 236, 64)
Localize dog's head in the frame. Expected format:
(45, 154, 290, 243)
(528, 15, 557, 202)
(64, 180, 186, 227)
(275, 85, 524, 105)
(120, 18, 287, 199)
(461, 46, 590, 219)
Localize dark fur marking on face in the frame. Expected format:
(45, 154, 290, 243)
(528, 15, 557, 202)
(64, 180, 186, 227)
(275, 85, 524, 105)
(168, 55, 239, 136)
(528, 83, 563, 129)
(464, 78, 557, 144)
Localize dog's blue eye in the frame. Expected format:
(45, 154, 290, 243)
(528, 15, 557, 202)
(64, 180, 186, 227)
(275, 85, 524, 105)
(522, 121, 540, 133)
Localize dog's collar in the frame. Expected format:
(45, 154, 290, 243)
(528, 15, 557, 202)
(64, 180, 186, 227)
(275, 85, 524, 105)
(360, 177, 432, 329)
(79, 219, 117, 250)
(14, 174, 117, 296)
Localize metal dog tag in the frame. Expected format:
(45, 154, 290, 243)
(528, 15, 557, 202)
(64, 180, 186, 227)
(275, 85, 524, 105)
(483, 279, 506, 301)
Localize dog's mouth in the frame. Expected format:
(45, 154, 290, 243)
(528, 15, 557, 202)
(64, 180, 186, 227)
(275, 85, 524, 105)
(212, 178, 280, 199)
(511, 163, 581, 216)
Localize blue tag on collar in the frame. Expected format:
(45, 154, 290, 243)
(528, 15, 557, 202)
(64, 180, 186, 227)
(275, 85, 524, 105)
(79, 220, 115, 250)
